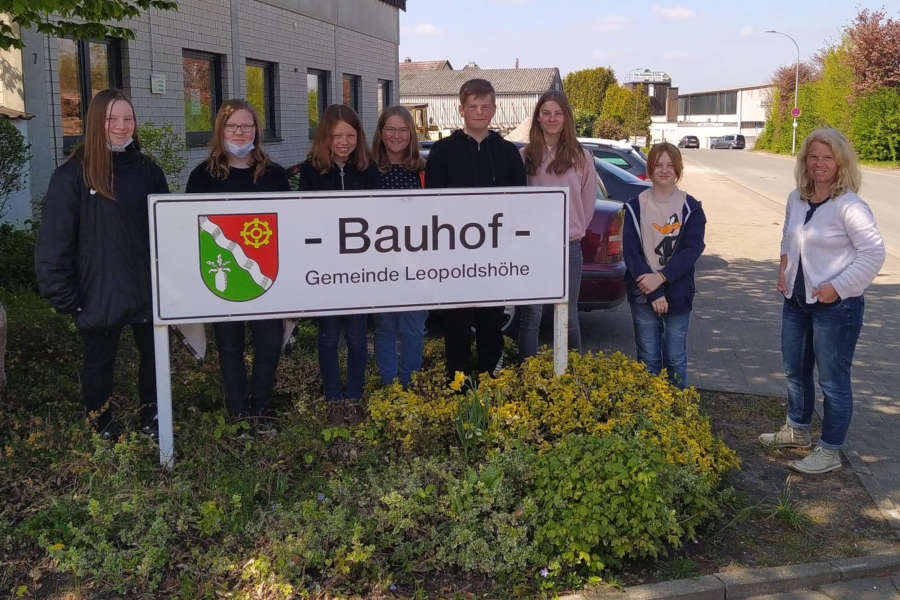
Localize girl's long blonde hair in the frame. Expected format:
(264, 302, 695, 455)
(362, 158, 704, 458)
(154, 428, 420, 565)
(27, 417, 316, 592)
(307, 104, 371, 174)
(206, 99, 272, 183)
(794, 127, 861, 202)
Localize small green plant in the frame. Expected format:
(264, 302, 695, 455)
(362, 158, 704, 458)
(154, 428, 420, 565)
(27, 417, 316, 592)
(0, 119, 31, 220)
(451, 372, 493, 458)
(770, 475, 813, 531)
(138, 121, 187, 191)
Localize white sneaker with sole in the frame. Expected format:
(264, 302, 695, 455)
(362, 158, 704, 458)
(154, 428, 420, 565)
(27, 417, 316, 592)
(758, 424, 812, 448)
(789, 446, 842, 474)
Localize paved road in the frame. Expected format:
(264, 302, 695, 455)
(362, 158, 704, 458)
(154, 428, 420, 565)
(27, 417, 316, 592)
(579, 149, 900, 534)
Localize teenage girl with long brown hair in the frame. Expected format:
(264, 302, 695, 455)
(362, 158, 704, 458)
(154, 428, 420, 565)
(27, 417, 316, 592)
(36, 89, 169, 440)
(518, 90, 598, 357)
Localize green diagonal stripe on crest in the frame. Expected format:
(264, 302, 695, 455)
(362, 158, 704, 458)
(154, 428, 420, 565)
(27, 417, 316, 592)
(200, 230, 266, 301)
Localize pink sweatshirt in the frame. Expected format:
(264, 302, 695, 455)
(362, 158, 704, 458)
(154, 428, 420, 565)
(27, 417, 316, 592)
(521, 147, 598, 241)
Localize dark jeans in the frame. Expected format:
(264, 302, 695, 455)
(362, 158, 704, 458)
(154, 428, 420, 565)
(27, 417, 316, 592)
(781, 296, 864, 449)
(629, 302, 691, 388)
(443, 306, 505, 379)
(518, 239, 583, 357)
(374, 310, 427, 386)
(317, 314, 368, 400)
(80, 323, 156, 429)
(213, 319, 283, 417)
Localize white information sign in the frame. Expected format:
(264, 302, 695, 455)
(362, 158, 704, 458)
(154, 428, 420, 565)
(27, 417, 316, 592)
(150, 187, 569, 323)
(148, 186, 569, 466)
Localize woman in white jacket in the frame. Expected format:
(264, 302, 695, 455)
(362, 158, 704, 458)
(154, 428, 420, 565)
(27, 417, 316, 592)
(759, 127, 885, 474)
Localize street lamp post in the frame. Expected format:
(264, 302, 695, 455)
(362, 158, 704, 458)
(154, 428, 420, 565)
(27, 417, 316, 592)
(765, 29, 800, 155)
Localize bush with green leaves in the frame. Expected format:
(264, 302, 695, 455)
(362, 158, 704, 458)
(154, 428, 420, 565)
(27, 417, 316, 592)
(851, 87, 900, 162)
(0, 222, 37, 291)
(0, 118, 31, 220)
(138, 121, 187, 191)
(2, 291, 739, 597)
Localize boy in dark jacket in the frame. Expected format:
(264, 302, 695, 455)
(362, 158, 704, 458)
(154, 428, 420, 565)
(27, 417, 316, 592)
(425, 78, 526, 379)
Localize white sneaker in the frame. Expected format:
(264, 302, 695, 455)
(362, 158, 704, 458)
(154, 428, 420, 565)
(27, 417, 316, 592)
(789, 446, 842, 474)
(758, 424, 812, 448)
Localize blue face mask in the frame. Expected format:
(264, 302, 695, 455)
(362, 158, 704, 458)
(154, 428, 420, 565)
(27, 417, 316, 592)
(225, 140, 255, 158)
(107, 138, 133, 152)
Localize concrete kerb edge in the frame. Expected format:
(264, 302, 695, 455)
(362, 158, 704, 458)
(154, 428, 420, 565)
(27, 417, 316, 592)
(558, 551, 900, 600)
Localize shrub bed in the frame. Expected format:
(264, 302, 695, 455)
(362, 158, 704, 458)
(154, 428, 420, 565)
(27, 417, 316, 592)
(1, 298, 738, 598)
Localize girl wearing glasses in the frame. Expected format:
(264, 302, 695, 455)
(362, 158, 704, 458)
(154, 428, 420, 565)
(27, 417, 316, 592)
(36, 89, 169, 440)
(370, 106, 427, 388)
(186, 99, 290, 425)
(297, 105, 378, 426)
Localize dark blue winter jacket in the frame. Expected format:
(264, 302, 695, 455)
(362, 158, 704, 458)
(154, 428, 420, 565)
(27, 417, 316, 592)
(622, 192, 706, 313)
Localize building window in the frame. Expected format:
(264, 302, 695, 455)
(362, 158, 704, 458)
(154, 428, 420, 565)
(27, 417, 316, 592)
(342, 73, 360, 111)
(183, 50, 222, 146)
(246, 60, 277, 140)
(57, 37, 121, 149)
(377, 79, 391, 114)
(307, 68, 328, 139)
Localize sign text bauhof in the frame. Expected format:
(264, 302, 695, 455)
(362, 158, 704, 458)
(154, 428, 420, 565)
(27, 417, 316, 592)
(149, 187, 569, 324)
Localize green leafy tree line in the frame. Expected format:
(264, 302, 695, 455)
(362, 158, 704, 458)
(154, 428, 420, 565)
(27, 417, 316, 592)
(757, 8, 900, 162)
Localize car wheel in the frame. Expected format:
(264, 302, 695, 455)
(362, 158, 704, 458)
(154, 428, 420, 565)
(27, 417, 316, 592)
(500, 305, 520, 338)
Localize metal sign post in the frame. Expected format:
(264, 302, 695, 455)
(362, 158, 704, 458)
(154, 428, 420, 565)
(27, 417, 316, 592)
(148, 187, 569, 466)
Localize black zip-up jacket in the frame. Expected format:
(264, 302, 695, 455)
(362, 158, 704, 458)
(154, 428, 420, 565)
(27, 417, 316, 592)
(424, 129, 526, 189)
(297, 159, 379, 192)
(35, 145, 169, 329)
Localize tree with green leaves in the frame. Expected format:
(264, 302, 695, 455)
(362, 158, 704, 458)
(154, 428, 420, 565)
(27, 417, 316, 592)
(0, 119, 30, 220)
(595, 84, 650, 140)
(562, 67, 616, 115)
(0, 0, 178, 50)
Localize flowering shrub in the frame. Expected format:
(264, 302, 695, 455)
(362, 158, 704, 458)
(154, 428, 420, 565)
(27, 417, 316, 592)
(370, 350, 739, 478)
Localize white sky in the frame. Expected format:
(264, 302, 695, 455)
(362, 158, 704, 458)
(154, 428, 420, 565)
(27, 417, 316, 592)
(399, 0, 899, 93)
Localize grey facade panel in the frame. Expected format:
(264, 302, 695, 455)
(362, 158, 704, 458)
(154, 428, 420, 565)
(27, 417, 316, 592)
(21, 0, 400, 204)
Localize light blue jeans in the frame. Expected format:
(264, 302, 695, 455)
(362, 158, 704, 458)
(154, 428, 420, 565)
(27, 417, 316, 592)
(629, 301, 691, 388)
(518, 240, 583, 358)
(781, 296, 864, 449)
(374, 310, 427, 387)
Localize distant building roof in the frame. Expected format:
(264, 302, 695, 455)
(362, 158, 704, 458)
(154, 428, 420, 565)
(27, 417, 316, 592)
(400, 59, 453, 71)
(400, 67, 561, 96)
(0, 106, 35, 120)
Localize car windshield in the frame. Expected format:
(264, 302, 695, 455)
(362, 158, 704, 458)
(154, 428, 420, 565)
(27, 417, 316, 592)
(593, 156, 646, 184)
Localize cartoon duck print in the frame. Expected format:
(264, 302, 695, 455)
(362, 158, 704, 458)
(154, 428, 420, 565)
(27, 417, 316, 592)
(653, 214, 681, 266)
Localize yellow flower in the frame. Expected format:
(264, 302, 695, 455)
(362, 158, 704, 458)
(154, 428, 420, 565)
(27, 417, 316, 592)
(449, 371, 466, 392)
(50, 543, 64, 551)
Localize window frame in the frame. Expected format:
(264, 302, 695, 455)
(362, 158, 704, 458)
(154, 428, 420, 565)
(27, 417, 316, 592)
(182, 49, 223, 147)
(246, 59, 278, 141)
(377, 78, 392, 114)
(60, 37, 122, 153)
(307, 68, 328, 139)
(342, 73, 360, 112)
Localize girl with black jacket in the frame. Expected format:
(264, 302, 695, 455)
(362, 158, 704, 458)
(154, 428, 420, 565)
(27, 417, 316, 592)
(298, 105, 378, 425)
(35, 89, 169, 440)
(186, 99, 290, 423)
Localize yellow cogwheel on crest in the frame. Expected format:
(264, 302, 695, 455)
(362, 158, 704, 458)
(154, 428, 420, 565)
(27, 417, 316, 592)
(240, 218, 273, 248)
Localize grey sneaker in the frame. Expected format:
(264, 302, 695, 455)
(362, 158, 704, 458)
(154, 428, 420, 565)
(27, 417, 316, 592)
(758, 424, 812, 448)
(789, 446, 842, 474)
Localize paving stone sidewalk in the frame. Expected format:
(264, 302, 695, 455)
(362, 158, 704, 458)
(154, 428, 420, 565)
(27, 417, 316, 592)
(583, 160, 900, 536)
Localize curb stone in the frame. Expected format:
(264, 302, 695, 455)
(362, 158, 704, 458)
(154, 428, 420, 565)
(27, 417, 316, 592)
(560, 551, 900, 600)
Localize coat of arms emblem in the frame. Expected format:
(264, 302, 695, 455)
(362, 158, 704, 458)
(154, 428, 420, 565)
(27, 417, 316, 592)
(198, 213, 278, 301)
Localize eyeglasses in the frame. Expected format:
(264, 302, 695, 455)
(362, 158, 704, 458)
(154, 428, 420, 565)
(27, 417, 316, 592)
(224, 123, 255, 133)
(382, 127, 410, 136)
